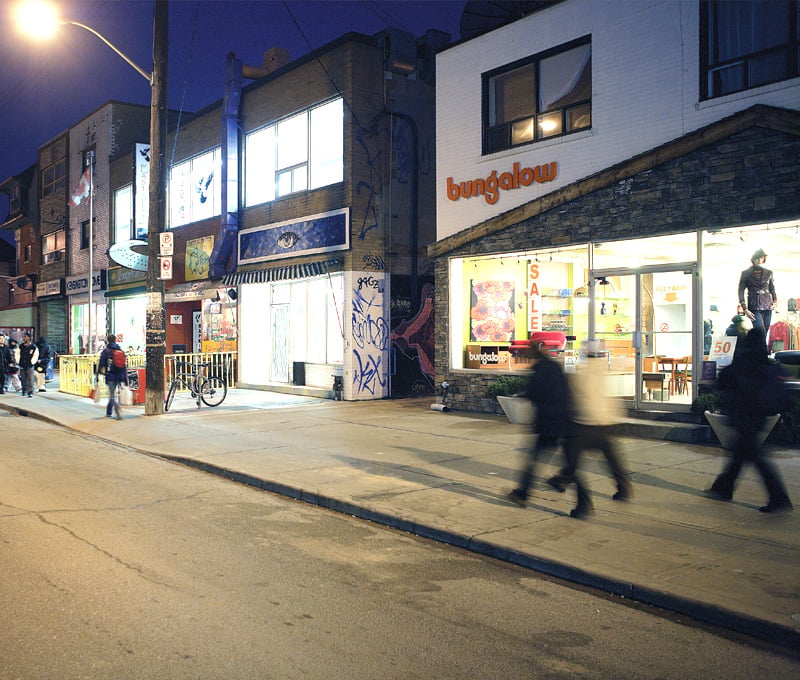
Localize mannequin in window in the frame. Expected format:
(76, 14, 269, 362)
(738, 248, 776, 336)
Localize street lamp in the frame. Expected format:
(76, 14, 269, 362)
(15, 0, 168, 415)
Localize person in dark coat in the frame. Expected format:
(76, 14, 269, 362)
(18, 332, 39, 398)
(0, 333, 10, 394)
(507, 339, 571, 507)
(706, 327, 792, 513)
(95, 333, 128, 420)
(35, 336, 52, 392)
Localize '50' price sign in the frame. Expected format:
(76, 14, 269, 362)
(709, 334, 737, 367)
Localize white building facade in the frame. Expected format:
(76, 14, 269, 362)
(433, 0, 800, 413)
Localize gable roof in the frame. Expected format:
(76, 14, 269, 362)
(429, 105, 800, 258)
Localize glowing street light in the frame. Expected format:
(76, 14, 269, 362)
(15, 0, 169, 415)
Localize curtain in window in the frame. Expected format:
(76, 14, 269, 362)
(538, 44, 591, 113)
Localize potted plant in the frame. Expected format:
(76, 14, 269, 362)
(691, 390, 780, 450)
(487, 375, 534, 424)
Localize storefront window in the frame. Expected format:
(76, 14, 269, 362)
(70, 301, 107, 354)
(593, 232, 698, 269)
(702, 220, 800, 357)
(450, 246, 589, 370)
(111, 297, 145, 352)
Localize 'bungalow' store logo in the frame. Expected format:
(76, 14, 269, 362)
(446, 161, 558, 205)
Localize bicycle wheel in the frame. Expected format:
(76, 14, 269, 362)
(199, 376, 227, 407)
(165, 380, 178, 412)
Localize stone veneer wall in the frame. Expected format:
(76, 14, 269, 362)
(434, 124, 800, 413)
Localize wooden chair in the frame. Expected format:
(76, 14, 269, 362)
(657, 355, 690, 395)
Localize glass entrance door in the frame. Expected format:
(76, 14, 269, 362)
(591, 264, 697, 410)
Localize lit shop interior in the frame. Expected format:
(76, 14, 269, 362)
(449, 221, 800, 410)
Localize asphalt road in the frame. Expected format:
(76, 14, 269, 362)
(0, 413, 796, 679)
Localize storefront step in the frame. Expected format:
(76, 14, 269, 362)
(237, 382, 332, 400)
(613, 417, 711, 444)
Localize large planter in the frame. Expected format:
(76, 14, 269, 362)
(497, 395, 536, 425)
(704, 410, 780, 450)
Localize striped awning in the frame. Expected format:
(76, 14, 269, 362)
(222, 258, 343, 286)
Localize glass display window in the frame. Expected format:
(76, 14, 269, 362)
(450, 246, 589, 370)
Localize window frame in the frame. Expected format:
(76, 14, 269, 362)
(41, 157, 66, 198)
(41, 229, 66, 264)
(80, 218, 97, 251)
(482, 36, 592, 155)
(113, 184, 134, 243)
(700, 0, 800, 101)
(245, 97, 344, 207)
(168, 147, 222, 229)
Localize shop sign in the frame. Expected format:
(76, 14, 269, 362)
(238, 208, 349, 264)
(66, 270, 107, 295)
(186, 235, 213, 281)
(447, 161, 558, 205)
(709, 334, 737, 367)
(35, 279, 63, 298)
(134, 143, 150, 239)
(527, 263, 541, 333)
(465, 344, 501, 368)
(108, 267, 146, 287)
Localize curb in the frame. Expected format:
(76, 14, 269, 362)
(4, 401, 799, 652)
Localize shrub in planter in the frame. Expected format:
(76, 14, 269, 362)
(486, 375, 527, 398)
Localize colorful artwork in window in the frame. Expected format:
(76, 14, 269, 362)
(470, 280, 516, 342)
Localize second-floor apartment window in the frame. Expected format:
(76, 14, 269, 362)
(169, 148, 221, 228)
(701, 0, 800, 100)
(41, 158, 66, 198)
(80, 219, 96, 250)
(114, 184, 133, 243)
(42, 229, 66, 264)
(245, 98, 344, 206)
(483, 37, 592, 154)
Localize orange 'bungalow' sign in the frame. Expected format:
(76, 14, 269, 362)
(447, 161, 558, 205)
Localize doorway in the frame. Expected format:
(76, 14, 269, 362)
(590, 263, 698, 410)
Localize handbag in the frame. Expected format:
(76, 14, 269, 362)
(119, 384, 134, 406)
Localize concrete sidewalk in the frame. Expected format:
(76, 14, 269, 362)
(2, 383, 798, 649)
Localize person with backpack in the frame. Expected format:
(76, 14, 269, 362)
(96, 333, 127, 420)
(706, 327, 792, 513)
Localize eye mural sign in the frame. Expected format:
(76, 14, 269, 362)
(446, 161, 558, 205)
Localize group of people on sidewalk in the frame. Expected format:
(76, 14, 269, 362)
(0, 333, 53, 398)
(508, 329, 793, 518)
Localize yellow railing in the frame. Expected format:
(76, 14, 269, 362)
(58, 352, 237, 399)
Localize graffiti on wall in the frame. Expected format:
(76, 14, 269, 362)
(391, 283, 435, 378)
(351, 278, 389, 396)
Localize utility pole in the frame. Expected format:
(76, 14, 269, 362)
(145, 0, 168, 415)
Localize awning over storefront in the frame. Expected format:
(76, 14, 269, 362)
(222, 258, 343, 286)
(164, 279, 222, 302)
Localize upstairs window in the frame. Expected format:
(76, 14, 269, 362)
(42, 229, 66, 264)
(41, 158, 66, 198)
(701, 0, 799, 100)
(168, 148, 221, 228)
(113, 184, 133, 243)
(484, 37, 591, 154)
(245, 98, 343, 206)
(80, 218, 97, 250)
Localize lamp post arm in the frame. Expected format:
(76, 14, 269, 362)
(63, 20, 152, 83)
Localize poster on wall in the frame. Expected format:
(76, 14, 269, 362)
(185, 235, 214, 281)
(470, 280, 515, 342)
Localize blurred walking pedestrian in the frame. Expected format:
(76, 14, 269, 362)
(547, 342, 632, 519)
(96, 334, 127, 420)
(706, 327, 792, 513)
(0, 333, 10, 394)
(507, 339, 571, 507)
(6, 338, 21, 392)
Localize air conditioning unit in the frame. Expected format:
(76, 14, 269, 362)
(44, 251, 62, 264)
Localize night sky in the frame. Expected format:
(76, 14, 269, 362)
(0, 0, 465, 221)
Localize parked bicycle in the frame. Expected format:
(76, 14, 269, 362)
(165, 359, 227, 411)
